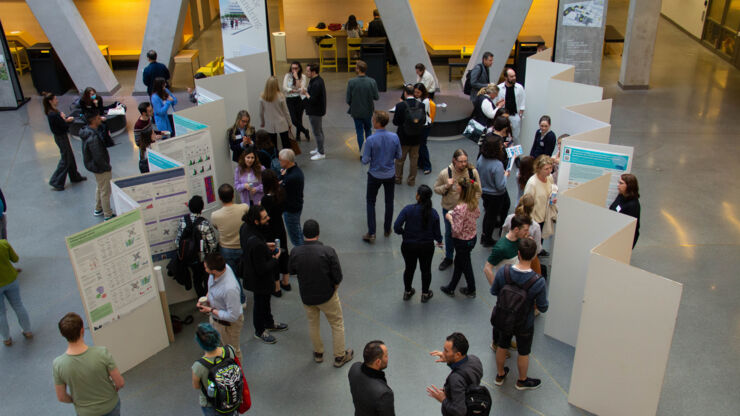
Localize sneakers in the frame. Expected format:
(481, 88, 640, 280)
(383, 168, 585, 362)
(384, 230, 391, 237)
(50, 185, 64, 191)
(515, 377, 542, 390)
(362, 233, 376, 243)
(93, 209, 104, 217)
(104, 214, 117, 221)
(440, 286, 454, 297)
(403, 288, 416, 301)
(459, 287, 476, 298)
(334, 349, 354, 368)
(421, 290, 433, 303)
(438, 258, 453, 271)
(495, 366, 510, 386)
(254, 331, 277, 344)
(538, 249, 550, 257)
(310, 153, 325, 160)
(267, 322, 288, 332)
(423, 169, 432, 175)
(310, 148, 319, 155)
(313, 352, 324, 363)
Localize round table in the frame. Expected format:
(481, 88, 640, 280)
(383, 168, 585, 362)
(429, 94, 473, 137)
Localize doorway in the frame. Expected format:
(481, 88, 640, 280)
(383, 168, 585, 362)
(702, 0, 740, 68)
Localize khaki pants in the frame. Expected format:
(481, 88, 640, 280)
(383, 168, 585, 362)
(211, 314, 244, 363)
(303, 291, 346, 357)
(94, 171, 113, 217)
(395, 145, 419, 185)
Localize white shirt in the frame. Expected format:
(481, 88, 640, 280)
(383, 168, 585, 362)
(480, 97, 501, 120)
(416, 70, 436, 93)
(496, 82, 526, 113)
(420, 98, 432, 125)
(282, 73, 308, 98)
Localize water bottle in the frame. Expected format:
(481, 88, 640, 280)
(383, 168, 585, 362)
(274, 239, 280, 254)
(206, 381, 215, 398)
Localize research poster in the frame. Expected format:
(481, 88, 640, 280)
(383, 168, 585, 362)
(148, 149, 183, 172)
(557, 140, 633, 205)
(173, 114, 208, 136)
(66, 209, 157, 331)
(219, 0, 269, 59)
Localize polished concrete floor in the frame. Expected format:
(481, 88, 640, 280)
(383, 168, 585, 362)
(1, 14, 739, 416)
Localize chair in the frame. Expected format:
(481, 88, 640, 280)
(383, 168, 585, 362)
(319, 37, 338, 72)
(347, 37, 361, 72)
(196, 56, 223, 77)
(9, 46, 30, 75)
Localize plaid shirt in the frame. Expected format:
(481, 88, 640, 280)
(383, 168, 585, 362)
(174, 214, 218, 254)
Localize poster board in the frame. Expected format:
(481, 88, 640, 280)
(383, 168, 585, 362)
(147, 149, 183, 172)
(194, 87, 221, 105)
(194, 69, 250, 128)
(219, 0, 272, 74)
(227, 53, 272, 119)
(173, 114, 208, 136)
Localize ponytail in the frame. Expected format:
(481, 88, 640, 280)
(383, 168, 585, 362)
(417, 185, 433, 227)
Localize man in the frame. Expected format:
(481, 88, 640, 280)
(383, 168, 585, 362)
(348, 340, 395, 415)
(497, 68, 525, 142)
(142, 50, 171, 96)
(362, 111, 401, 243)
(279, 149, 305, 247)
(133, 102, 167, 148)
(53, 313, 125, 416)
(210, 184, 249, 273)
(367, 9, 386, 38)
(392, 84, 424, 187)
(415, 63, 436, 99)
(288, 219, 354, 367)
(197, 253, 244, 363)
(426, 332, 483, 416)
(174, 195, 218, 297)
(483, 214, 531, 274)
(346, 60, 379, 152)
(487, 238, 548, 390)
(240, 205, 288, 344)
(304, 63, 327, 161)
(80, 114, 115, 220)
(468, 51, 493, 101)
(433, 149, 482, 270)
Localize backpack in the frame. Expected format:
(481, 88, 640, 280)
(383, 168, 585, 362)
(403, 100, 426, 136)
(490, 265, 540, 333)
(428, 100, 436, 123)
(454, 367, 492, 416)
(448, 166, 476, 184)
(199, 345, 244, 414)
(179, 215, 206, 265)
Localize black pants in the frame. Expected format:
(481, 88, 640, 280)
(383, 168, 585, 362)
(446, 236, 477, 291)
(49, 134, 84, 188)
(481, 192, 510, 244)
(268, 131, 291, 152)
(286, 96, 309, 139)
(366, 173, 395, 235)
(253, 293, 275, 336)
(188, 263, 208, 297)
(401, 242, 435, 293)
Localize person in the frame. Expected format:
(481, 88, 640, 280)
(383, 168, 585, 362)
(426, 332, 483, 415)
(142, 49, 171, 96)
(53, 313, 124, 415)
(468, 51, 493, 101)
(196, 253, 244, 363)
(1, 239, 31, 346)
(348, 340, 395, 415)
(44, 92, 86, 190)
(304, 63, 327, 160)
(551, 134, 569, 183)
(367, 9, 386, 38)
(484, 214, 532, 277)
(260, 170, 291, 296)
(187, 72, 207, 104)
(133, 101, 167, 150)
(289, 219, 354, 367)
(260, 76, 293, 151)
(501, 195, 542, 255)
(516, 155, 534, 201)
(136, 128, 159, 174)
(255, 129, 277, 169)
(477, 135, 510, 247)
(362, 111, 402, 243)
(433, 149, 481, 271)
(210, 184, 249, 274)
(415, 63, 436, 99)
(472, 84, 503, 132)
(175, 195, 218, 297)
(394, 185, 442, 302)
(80, 114, 115, 220)
(278, 149, 304, 247)
(240, 205, 288, 344)
(227, 110, 256, 163)
(393, 84, 424, 186)
(346, 60, 379, 152)
(523, 155, 555, 255)
(497, 68, 525, 142)
(440, 176, 481, 298)
(487, 239, 548, 390)
(191, 323, 240, 416)
(345, 14, 361, 38)
(151, 77, 177, 135)
(0, 188, 6, 240)
(609, 173, 641, 248)
(413, 83, 433, 175)
(234, 150, 265, 206)
(75, 87, 117, 147)
(282, 62, 310, 141)
(529, 115, 556, 158)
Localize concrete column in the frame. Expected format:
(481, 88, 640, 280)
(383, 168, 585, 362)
(134, 0, 190, 95)
(199, 0, 212, 26)
(555, 0, 609, 85)
(189, 0, 201, 38)
(25, 0, 119, 94)
(374, 0, 437, 88)
(618, 0, 660, 89)
(465, 0, 533, 87)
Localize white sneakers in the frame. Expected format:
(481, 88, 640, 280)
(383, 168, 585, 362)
(310, 150, 325, 160)
(309, 148, 318, 155)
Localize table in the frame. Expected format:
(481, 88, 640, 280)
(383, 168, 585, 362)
(5, 31, 38, 49)
(307, 27, 349, 38)
(98, 45, 112, 68)
(448, 58, 468, 81)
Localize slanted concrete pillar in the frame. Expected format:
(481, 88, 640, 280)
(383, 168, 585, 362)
(618, 0, 660, 89)
(134, 0, 190, 95)
(555, 0, 609, 85)
(25, 0, 119, 94)
(189, 0, 201, 39)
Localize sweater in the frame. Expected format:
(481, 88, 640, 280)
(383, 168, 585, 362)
(305, 76, 326, 116)
(609, 194, 641, 246)
(151, 90, 177, 134)
(346, 75, 379, 119)
(0, 240, 19, 287)
(433, 165, 482, 210)
(530, 130, 556, 158)
(142, 62, 171, 96)
(393, 204, 442, 244)
(280, 165, 304, 213)
(47, 111, 69, 135)
(476, 157, 507, 195)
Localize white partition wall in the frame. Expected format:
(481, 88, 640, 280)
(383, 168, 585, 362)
(226, 52, 272, 118)
(194, 71, 250, 129)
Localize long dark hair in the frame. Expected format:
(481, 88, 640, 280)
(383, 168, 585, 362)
(413, 83, 428, 99)
(153, 77, 169, 100)
(261, 169, 285, 205)
(81, 87, 96, 107)
(417, 185, 433, 227)
(289, 61, 303, 87)
(140, 128, 154, 150)
(238, 150, 263, 181)
(346, 15, 359, 31)
(42, 92, 57, 115)
(517, 155, 534, 190)
(620, 173, 640, 199)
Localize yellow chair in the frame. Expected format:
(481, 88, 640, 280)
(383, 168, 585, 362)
(9, 46, 30, 75)
(319, 37, 338, 72)
(196, 56, 223, 77)
(347, 37, 361, 72)
(461, 46, 474, 59)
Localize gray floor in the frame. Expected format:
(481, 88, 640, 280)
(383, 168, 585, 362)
(1, 14, 739, 416)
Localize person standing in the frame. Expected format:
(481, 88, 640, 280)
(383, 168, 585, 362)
(260, 170, 291, 296)
(282, 62, 310, 141)
(609, 173, 641, 248)
(529, 115, 556, 159)
(440, 176, 481, 298)
(191, 323, 241, 416)
(81, 114, 115, 220)
(497, 68, 525, 143)
(210, 184, 249, 274)
(133, 102, 166, 150)
(523, 155, 555, 255)
(151, 77, 177, 135)
(367, 9, 386, 37)
(392, 84, 424, 187)
(362, 111, 402, 243)
(346, 60, 379, 152)
(413, 83, 433, 175)
(468, 52, 493, 101)
(484, 214, 532, 276)
(304, 63, 327, 160)
(426, 332, 483, 415)
(53, 313, 124, 415)
(234, 150, 265, 206)
(142, 49, 171, 97)
(278, 149, 305, 247)
(471, 85, 503, 133)
(415, 63, 436, 99)
(226, 110, 255, 163)
(1, 238, 31, 346)
(260, 76, 293, 151)
(348, 340, 395, 415)
(174, 196, 218, 297)
(289, 219, 354, 367)
(44, 93, 86, 191)
(477, 135, 510, 247)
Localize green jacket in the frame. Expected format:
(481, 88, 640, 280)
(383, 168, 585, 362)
(346, 75, 379, 119)
(0, 240, 19, 287)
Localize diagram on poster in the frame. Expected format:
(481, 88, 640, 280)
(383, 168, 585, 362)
(220, 0, 268, 59)
(66, 209, 157, 331)
(557, 140, 632, 205)
(562, 0, 604, 28)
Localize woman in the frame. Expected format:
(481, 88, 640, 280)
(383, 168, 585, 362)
(472, 84, 503, 132)
(440, 176, 481, 298)
(234, 150, 265, 206)
(476, 135, 510, 247)
(227, 111, 256, 163)
(76, 87, 115, 146)
(44, 93, 86, 190)
(609, 173, 641, 248)
(137, 129, 159, 174)
(1, 239, 32, 346)
(259, 76, 293, 151)
(393, 185, 442, 303)
(529, 115, 557, 158)
(191, 323, 239, 416)
(413, 83, 433, 175)
(516, 155, 535, 201)
(151, 77, 178, 135)
(552, 133, 569, 183)
(345, 15, 361, 38)
(523, 155, 555, 254)
(261, 170, 291, 296)
(282, 62, 310, 141)
(255, 130, 278, 171)
(502, 195, 542, 254)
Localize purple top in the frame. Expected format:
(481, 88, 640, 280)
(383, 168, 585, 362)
(234, 165, 265, 205)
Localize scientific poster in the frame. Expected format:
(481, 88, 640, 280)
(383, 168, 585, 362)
(66, 209, 157, 331)
(219, 0, 269, 59)
(557, 140, 633, 205)
(173, 114, 208, 136)
(148, 149, 183, 172)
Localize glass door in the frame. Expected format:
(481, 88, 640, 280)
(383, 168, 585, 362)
(703, 0, 740, 67)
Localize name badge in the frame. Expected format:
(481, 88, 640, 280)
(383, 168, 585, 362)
(616, 205, 621, 212)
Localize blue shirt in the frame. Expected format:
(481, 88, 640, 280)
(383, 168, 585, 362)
(207, 265, 242, 322)
(394, 204, 442, 244)
(490, 265, 548, 329)
(476, 156, 507, 195)
(362, 129, 401, 179)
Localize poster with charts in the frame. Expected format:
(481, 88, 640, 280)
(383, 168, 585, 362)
(557, 140, 633, 206)
(66, 209, 157, 332)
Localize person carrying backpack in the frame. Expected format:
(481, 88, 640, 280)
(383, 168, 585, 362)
(175, 196, 218, 297)
(392, 84, 425, 187)
(487, 238, 548, 391)
(464, 51, 493, 101)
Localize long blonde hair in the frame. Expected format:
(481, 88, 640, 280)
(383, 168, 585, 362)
(477, 83, 499, 97)
(261, 76, 282, 102)
(457, 176, 479, 211)
(514, 194, 535, 220)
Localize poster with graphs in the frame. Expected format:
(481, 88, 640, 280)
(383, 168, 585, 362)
(66, 209, 157, 332)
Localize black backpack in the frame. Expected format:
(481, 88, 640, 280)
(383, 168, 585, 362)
(403, 100, 426, 137)
(455, 368, 492, 416)
(198, 345, 243, 414)
(179, 215, 206, 265)
(491, 265, 540, 333)
(448, 166, 476, 184)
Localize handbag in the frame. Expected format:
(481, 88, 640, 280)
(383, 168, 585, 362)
(287, 128, 302, 155)
(462, 119, 485, 142)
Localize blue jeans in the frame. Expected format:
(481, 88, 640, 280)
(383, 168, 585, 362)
(0, 280, 31, 341)
(353, 117, 372, 152)
(417, 126, 432, 171)
(101, 399, 121, 416)
(442, 208, 454, 260)
(366, 173, 395, 235)
(220, 247, 246, 304)
(283, 211, 304, 247)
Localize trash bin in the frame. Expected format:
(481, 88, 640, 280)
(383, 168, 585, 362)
(26, 43, 72, 95)
(514, 36, 545, 87)
(361, 37, 387, 92)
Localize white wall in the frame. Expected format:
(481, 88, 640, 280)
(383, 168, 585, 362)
(661, 0, 707, 38)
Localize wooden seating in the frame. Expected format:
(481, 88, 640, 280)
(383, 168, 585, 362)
(319, 37, 338, 72)
(347, 37, 361, 72)
(448, 58, 468, 81)
(173, 49, 201, 87)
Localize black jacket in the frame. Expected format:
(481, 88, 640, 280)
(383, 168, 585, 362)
(226, 126, 255, 163)
(392, 98, 423, 146)
(280, 165, 304, 213)
(288, 241, 342, 305)
(348, 362, 395, 416)
(367, 18, 386, 38)
(239, 224, 278, 294)
(80, 126, 111, 173)
(143, 62, 171, 96)
(305, 76, 326, 117)
(442, 355, 483, 416)
(530, 130, 556, 158)
(609, 194, 640, 247)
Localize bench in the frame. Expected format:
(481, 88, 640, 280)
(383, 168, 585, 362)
(604, 25, 624, 55)
(108, 50, 142, 62)
(448, 58, 468, 81)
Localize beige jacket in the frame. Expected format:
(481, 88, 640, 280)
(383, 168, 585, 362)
(433, 164, 482, 210)
(259, 96, 291, 134)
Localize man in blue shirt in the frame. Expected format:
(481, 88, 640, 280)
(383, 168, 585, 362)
(142, 50, 171, 97)
(362, 111, 401, 243)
